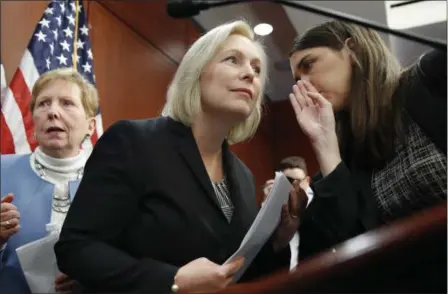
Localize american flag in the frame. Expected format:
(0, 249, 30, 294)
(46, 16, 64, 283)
(0, 0, 103, 154)
(1, 60, 15, 153)
(1, 60, 6, 100)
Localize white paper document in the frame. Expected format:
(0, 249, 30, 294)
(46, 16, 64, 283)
(224, 172, 292, 282)
(15, 230, 61, 293)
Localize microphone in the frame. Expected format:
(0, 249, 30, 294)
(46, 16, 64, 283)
(166, 0, 446, 50)
(167, 0, 245, 18)
(167, 0, 206, 18)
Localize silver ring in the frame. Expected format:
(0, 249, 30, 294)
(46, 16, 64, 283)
(2, 220, 11, 227)
(290, 214, 299, 219)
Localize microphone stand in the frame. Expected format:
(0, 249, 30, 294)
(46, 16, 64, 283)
(193, 0, 446, 50)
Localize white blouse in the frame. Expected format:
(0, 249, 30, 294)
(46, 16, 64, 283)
(30, 147, 87, 231)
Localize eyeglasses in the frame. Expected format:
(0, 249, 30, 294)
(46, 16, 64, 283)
(260, 176, 305, 190)
(286, 176, 305, 185)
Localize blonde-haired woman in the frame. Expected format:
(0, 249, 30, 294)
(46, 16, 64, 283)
(55, 20, 302, 293)
(288, 20, 446, 260)
(0, 67, 99, 293)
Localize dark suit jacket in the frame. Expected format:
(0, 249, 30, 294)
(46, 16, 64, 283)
(298, 49, 447, 261)
(55, 116, 290, 293)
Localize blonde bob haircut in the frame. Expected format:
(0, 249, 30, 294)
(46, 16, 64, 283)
(161, 20, 268, 144)
(30, 67, 99, 118)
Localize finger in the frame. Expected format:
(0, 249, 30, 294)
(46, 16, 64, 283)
(281, 203, 289, 218)
(292, 84, 307, 109)
(1, 209, 21, 220)
(1, 202, 18, 212)
(220, 256, 245, 278)
(301, 80, 327, 107)
(229, 256, 245, 272)
(289, 93, 302, 116)
(234, 256, 245, 267)
(55, 273, 70, 284)
(278, 205, 290, 226)
(264, 187, 272, 198)
(223, 276, 234, 287)
(302, 80, 319, 93)
(262, 180, 274, 190)
(1, 194, 14, 203)
(1, 217, 20, 229)
(265, 179, 275, 185)
(0, 225, 20, 236)
(307, 91, 331, 107)
(288, 184, 300, 217)
(55, 280, 75, 291)
(297, 81, 313, 107)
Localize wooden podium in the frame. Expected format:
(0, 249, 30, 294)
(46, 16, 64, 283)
(221, 202, 447, 293)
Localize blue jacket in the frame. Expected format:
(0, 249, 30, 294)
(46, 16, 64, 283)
(0, 154, 80, 294)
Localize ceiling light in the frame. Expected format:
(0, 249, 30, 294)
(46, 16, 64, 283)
(385, 0, 446, 29)
(254, 23, 273, 36)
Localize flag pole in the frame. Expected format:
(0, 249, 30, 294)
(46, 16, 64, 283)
(72, 0, 80, 71)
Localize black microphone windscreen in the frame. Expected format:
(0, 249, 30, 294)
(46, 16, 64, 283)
(167, 0, 201, 18)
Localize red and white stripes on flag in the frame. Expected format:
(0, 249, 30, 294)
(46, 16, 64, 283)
(0, 61, 6, 101)
(2, 54, 38, 154)
(1, 61, 20, 154)
(1, 0, 103, 154)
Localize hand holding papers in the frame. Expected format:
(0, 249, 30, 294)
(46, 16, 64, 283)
(16, 230, 61, 293)
(15, 224, 62, 293)
(224, 172, 292, 282)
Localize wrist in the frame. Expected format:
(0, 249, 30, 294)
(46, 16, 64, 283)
(271, 234, 288, 253)
(312, 135, 341, 177)
(311, 132, 339, 154)
(316, 151, 341, 177)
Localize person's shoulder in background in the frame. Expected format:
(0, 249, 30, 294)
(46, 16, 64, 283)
(417, 49, 447, 97)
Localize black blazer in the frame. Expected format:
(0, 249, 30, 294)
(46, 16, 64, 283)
(298, 49, 447, 260)
(55, 116, 290, 293)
